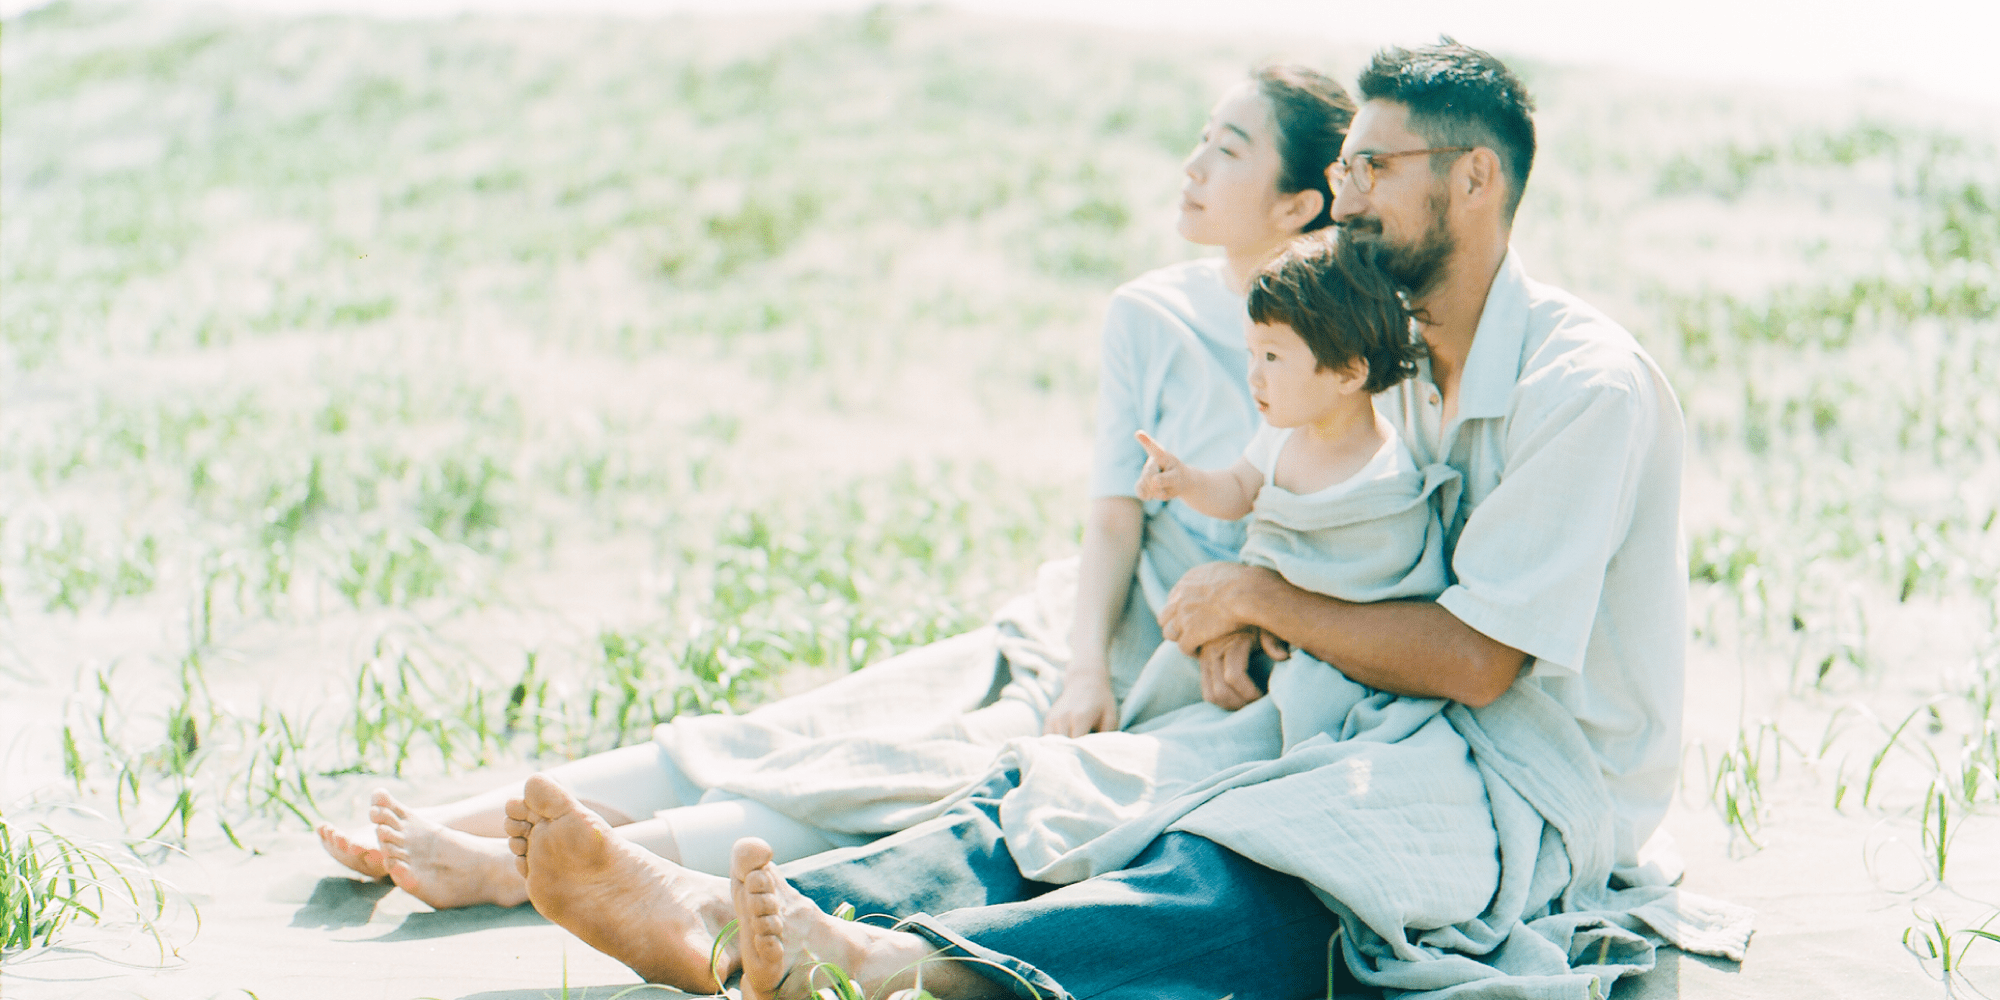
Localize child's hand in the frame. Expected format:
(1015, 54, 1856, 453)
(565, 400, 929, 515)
(1133, 431, 1189, 502)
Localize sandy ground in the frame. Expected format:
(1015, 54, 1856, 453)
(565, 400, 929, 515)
(4, 805, 1993, 1000)
(5, 625, 1997, 1000)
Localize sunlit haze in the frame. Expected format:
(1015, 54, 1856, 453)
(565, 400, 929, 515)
(7, 0, 1996, 107)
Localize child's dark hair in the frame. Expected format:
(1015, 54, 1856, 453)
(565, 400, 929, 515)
(1254, 65, 1356, 233)
(1246, 232, 1424, 394)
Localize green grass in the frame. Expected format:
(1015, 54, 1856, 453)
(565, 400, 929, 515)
(0, 812, 183, 960)
(1904, 908, 2000, 998)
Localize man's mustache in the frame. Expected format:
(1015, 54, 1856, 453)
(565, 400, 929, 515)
(1336, 217, 1383, 237)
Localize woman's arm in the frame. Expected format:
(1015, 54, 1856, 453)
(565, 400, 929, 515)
(1044, 496, 1145, 736)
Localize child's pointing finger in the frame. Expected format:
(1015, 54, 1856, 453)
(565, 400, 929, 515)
(1134, 430, 1177, 470)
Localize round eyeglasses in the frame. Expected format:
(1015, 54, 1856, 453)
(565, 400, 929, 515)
(1328, 147, 1474, 194)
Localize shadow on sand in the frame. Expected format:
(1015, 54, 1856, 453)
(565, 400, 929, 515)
(290, 876, 550, 941)
(1614, 946, 1743, 998)
(290, 877, 395, 929)
(366, 901, 550, 942)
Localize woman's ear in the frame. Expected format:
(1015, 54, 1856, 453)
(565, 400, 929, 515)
(1277, 187, 1324, 233)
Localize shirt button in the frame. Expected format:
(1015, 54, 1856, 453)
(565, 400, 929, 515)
(1427, 389, 1440, 405)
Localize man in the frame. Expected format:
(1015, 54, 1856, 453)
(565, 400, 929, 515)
(501, 39, 1701, 1000)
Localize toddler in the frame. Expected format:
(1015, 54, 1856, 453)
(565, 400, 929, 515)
(1119, 229, 1446, 725)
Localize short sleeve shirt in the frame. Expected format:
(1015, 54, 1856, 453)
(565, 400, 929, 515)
(1090, 258, 1262, 606)
(1376, 249, 1688, 867)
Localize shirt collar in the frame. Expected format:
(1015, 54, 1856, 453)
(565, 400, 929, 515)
(1453, 246, 1531, 422)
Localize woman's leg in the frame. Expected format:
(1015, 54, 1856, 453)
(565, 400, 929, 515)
(320, 741, 694, 876)
(332, 738, 871, 901)
(320, 742, 695, 903)
(650, 796, 871, 876)
(536, 745, 870, 874)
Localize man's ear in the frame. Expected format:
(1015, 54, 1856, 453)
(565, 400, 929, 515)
(1458, 147, 1505, 209)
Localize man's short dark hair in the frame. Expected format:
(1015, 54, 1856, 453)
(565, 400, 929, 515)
(1357, 38, 1536, 222)
(1246, 232, 1423, 394)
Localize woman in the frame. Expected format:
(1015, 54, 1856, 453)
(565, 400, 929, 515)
(317, 65, 1354, 909)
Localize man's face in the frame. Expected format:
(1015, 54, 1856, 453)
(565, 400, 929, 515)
(1330, 100, 1457, 295)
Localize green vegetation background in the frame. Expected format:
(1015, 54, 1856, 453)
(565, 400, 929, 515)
(1, 0, 1997, 979)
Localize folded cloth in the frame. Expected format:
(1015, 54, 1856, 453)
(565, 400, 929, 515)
(653, 524, 1213, 834)
(981, 666, 1753, 1000)
(1120, 460, 1459, 730)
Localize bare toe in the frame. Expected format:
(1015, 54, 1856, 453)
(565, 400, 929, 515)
(719, 837, 966, 1000)
(731, 838, 787, 1000)
(504, 794, 534, 824)
(318, 822, 391, 879)
(521, 773, 572, 821)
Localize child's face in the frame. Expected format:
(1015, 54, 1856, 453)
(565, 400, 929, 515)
(1245, 320, 1367, 429)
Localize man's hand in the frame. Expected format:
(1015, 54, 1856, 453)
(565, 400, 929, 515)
(1043, 669, 1119, 737)
(1160, 561, 1281, 656)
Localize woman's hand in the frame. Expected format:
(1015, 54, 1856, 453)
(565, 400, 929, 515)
(1197, 628, 1289, 710)
(1044, 667, 1119, 737)
(1133, 431, 1189, 502)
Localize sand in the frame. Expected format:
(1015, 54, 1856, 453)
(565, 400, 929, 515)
(8, 633, 1998, 1000)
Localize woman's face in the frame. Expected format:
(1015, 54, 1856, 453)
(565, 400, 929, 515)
(1176, 83, 1294, 251)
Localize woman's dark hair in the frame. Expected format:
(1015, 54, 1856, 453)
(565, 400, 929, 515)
(1246, 231, 1423, 394)
(1254, 65, 1356, 233)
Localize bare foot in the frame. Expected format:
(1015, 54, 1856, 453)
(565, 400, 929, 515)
(317, 821, 389, 879)
(504, 774, 737, 991)
(728, 837, 991, 1000)
(374, 789, 528, 909)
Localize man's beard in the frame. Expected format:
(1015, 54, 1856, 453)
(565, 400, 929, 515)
(1338, 188, 1455, 297)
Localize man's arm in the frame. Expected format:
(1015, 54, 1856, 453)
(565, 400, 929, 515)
(1161, 562, 1525, 708)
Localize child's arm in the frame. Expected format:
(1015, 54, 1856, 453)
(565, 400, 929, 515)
(1044, 496, 1142, 737)
(1134, 431, 1260, 521)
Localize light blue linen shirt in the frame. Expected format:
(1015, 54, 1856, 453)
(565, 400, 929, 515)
(1088, 257, 1260, 612)
(1378, 248, 1688, 869)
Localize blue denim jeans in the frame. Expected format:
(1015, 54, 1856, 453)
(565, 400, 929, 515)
(781, 772, 1346, 1000)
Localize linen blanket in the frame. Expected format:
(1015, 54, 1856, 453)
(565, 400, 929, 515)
(984, 659, 1754, 999)
(649, 511, 1218, 834)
